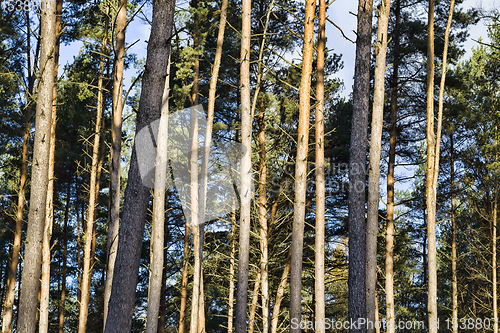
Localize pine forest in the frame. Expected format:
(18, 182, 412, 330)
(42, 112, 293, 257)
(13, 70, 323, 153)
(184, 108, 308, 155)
(1, 0, 500, 332)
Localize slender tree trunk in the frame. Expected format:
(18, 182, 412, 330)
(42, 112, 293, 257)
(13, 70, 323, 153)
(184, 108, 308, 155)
(104, 0, 175, 330)
(289, 0, 315, 330)
(145, 53, 171, 333)
(258, 107, 269, 333)
(189, 54, 202, 333)
(315, 0, 326, 330)
(494, 194, 498, 333)
(104, 0, 127, 327)
(348, 1, 373, 332)
(78, 14, 109, 331)
(366, 1, 391, 332)
(17, 1, 57, 331)
(228, 208, 236, 333)
(58, 179, 72, 333)
(248, 270, 262, 333)
(234, 0, 252, 328)
(271, 250, 291, 333)
(1, 14, 39, 333)
(426, 1, 454, 330)
(39, 2, 63, 331)
(385, 1, 400, 331)
(450, 133, 458, 333)
(158, 228, 169, 333)
(178, 219, 190, 333)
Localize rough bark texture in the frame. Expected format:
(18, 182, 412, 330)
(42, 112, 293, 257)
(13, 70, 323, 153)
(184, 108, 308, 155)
(104, 0, 175, 330)
(289, 0, 315, 330)
(16, 1, 57, 332)
(39, 1, 63, 332)
(348, 1, 373, 332)
(1, 14, 39, 333)
(234, 0, 252, 328)
(145, 54, 171, 333)
(103, 0, 127, 327)
(366, 1, 391, 332)
(385, 1, 400, 331)
(315, 0, 326, 330)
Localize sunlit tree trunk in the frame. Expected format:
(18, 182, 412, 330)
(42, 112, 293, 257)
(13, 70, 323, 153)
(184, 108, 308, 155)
(39, 1, 63, 331)
(315, 0, 326, 330)
(234, 0, 252, 328)
(289, 0, 315, 330)
(228, 207, 236, 333)
(104, 0, 175, 330)
(271, 250, 291, 333)
(366, 1, 391, 332)
(385, 1, 400, 331)
(17, 1, 57, 331)
(348, 1, 373, 332)
(145, 53, 171, 333)
(78, 16, 109, 331)
(104, 0, 127, 327)
(2, 14, 39, 333)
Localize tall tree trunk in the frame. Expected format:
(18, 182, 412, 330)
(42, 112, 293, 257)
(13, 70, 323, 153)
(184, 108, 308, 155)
(178, 218, 190, 333)
(189, 56, 202, 333)
(104, 0, 175, 330)
(1, 14, 39, 333)
(449, 132, 458, 333)
(494, 192, 498, 333)
(234, 0, 252, 328)
(289, 0, 315, 330)
(385, 1, 400, 331)
(145, 53, 171, 333)
(228, 207, 236, 333)
(58, 179, 72, 333)
(271, 250, 291, 333)
(39, 1, 63, 331)
(104, 0, 127, 327)
(315, 0, 326, 330)
(78, 18, 109, 331)
(426, 1, 454, 330)
(17, 1, 57, 331)
(248, 270, 262, 333)
(366, 1, 391, 332)
(348, 1, 373, 332)
(258, 107, 269, 333)
(157, 227, 169, 333)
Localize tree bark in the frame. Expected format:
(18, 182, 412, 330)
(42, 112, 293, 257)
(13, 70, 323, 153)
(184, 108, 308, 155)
(271, 250, 291, 333)
(145, 53, 171, 333)
(1, 13, 39, 333)
(366, 1, 391, 332)
(450, 133, 458, 333)
(103, 0, 127, 327)
(39, 1, 63, 331)
(234, 0, 252, 329)
(315, 0, 326, 330)
(289, 0, 315, 330)
(228, 207, 236, 333)
(248, 270, 262, 333)
(104, 0, 175, 331)
(348, 1, 373, 332)
(17, 1, 57, 331)
(58, 179, 72, 333)
(385, 1, 400, 331)
(78, 15, 109, 331)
